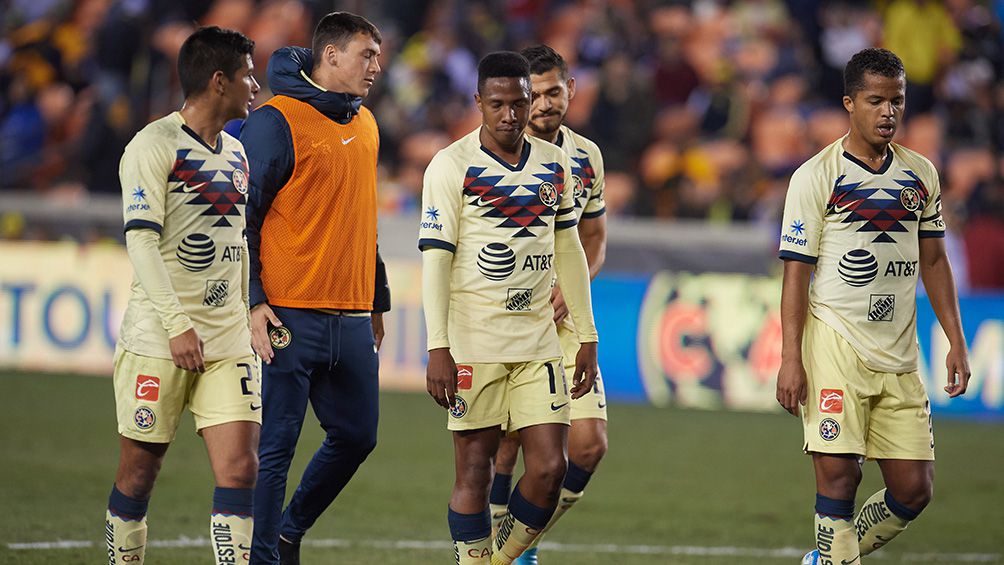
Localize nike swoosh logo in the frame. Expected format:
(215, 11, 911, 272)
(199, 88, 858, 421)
(341, 136, 356, 145)
(842, 557, 861, 565)
(250, 403, 261, 411)
(597, 402, 607, 408)
(550, 402, 568, 411)
(119, 545, 145, 553)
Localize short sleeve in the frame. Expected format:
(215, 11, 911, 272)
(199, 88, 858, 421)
(918, 161, 946, 238)
(120, 132, 174, 234)
(555, 152, 578, 231)
(779, 164, 827, 264)
(419, 152, 461, 253)
(581, 144, 606, 219)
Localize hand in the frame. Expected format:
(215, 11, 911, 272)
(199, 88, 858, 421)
(944, 345, 971, 398)
(569, 342, 598, 399)
(372, 312, 385, 351)
(550, 286, 568, 325)
(776, 357, 808, 416)
(169, 327, 205, 372)
(251, 303, 282, 364)
(426, 348, 458, 410)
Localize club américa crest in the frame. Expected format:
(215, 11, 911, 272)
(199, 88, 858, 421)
(449, 395, 468, 418)
(571, 175, 584, 199)
(232, 169, 248, 194)
(900, 187, 920, 211)
(819, 418, 840, 441)
(269, 326, 292, 349)
(538, 182, 558, 207)
(134, 407, 156, 430)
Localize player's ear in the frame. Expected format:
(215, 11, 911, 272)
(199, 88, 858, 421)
(324, 43, 339, 67)
(474, 92, 482, 113)
(566, 76, 576, 100)
(211, 70, 226, 96)
(842, 94, 854, 114)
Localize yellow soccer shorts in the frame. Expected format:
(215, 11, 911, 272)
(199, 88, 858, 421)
(114, 346, 262, 443)
(447, 357, 570, 432)
(801, 315, 934, 461)
(558, 323, 608, 421)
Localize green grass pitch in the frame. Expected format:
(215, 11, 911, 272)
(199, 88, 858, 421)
(0, 371, 1001, 564)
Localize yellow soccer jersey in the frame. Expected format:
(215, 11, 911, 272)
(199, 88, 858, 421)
(419, 129, 577, 362)
(556, 125, 606, 221)
(779, 137, 945, 373)
(119, 112, 252, 361)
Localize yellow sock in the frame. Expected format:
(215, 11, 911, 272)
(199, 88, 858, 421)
(455, 536, 492, 564)
(815, 514, 860, 564)
(105, 511, 147, 565)
(527, 487, 583, 549)
(855, 489, 914, 556)
(492, 514, 541, 564)
(489, 504, 508, 541)
(211, 515, 253, 564)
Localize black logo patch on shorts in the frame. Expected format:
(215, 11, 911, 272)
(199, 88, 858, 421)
(203, 279, 229, 307)
(506, 288, 532, 311)
(819, 418, 840, 441)
(269, 326, 292, 349)
(868, 294, 895, 321)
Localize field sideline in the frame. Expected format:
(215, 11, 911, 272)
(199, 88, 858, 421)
(1, 371, 1001, 564)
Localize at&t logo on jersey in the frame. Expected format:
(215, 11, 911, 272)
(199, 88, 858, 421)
(522, 253, 553, 271)
(177, 233, 216, 272)
(838, 249, 878, 287)
(477, 243, 516, 281)
(422, 206, 443, 231)
(819, 389, 843, 414)
(135, 375, 160, 401)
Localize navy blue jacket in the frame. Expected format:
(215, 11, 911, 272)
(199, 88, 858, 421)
(241, 46, 390, 312)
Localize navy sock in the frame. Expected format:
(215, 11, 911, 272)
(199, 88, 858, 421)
(563, 462, 592, 494)
(490, 473, 513, 506)
(815, 493, 854, 520)
(108, 485, 149, 522)
(212, 487, 253, 518)
(447, 506, 491, 542)
(508, 482, 554, 530)
(884, 490, 921, 521)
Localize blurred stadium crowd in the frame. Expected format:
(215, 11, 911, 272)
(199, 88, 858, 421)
(2, 0, 1004, 287)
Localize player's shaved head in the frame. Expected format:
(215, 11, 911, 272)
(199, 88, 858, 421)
(477, 52, 531, 94)
(520, 45, 568, 80)
(844, 48, 905, 98)
(178, 26, 255, 99)
(312, 11, 382, 67)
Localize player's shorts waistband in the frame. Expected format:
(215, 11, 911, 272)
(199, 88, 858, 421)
(313, 308, 371, 317)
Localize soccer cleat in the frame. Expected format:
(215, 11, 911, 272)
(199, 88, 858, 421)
(278, 536, 301, 565)
(801, 550, 819, 564)
(513, 547, 538, 565)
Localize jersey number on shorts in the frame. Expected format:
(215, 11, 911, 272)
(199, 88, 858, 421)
(546, 362, 567, 396)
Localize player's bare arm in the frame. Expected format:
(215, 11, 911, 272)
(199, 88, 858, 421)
(250, 303, 283, 364)
(777, 259, 814, 416)
(919, 237, 971, 397)
(169, 327, 205, 373)
(426, 347, 458, 409)
(372, 312, 385, 350)
(570, 342, 598, 399)
(552, 214, 607, 324)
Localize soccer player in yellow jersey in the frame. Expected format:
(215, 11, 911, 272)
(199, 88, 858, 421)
(105, 27, 261, 565)
(487, 45, 608, 565)
(776, 48, 971, 564)
(420, 52, 599, 565)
